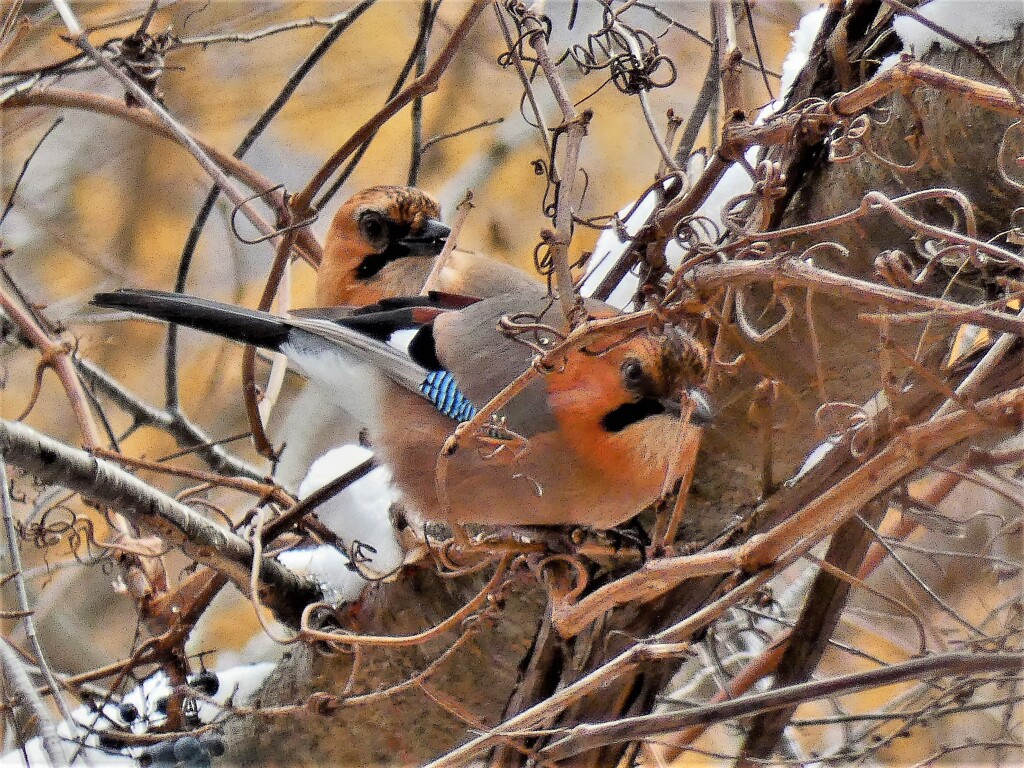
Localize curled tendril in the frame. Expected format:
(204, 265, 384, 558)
(1009, 207, 1024, 245)
(672, 213, 722, 252)
(912, 236, 990, 276)
(304, 603, 352, 657)
(718, 191, 760, 238)
(800, 241, 851, 266)
(559, 1, 677, 96)
(717, 162, 787, 239)
(814, 401, 877, 460)
(996, 120, 1024, 192)
(875, 248, 925, 288)
(498, 311, 566, 353)
(345, 540, 403, 583)
(532, 238, 556, 282)
(753, 160, 788, 202)
(578, 327, 649, 358)
(23, 505, 98, 560)
(829, 95, 927, 172)
(102, 31, 173, 105)
(495, 1, 551, 70)
(733, 287, 795, 342)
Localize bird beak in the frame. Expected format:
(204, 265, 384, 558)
(687, 388, 714, 426)
(399, 218, 451, 257)
(660, 388, 713, 427)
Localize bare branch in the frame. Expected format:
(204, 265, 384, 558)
(543, 652, 1024, 760)
(0, 419, 318, 626)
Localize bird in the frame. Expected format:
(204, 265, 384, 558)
(316, 185, 540, 306)
(91, 288, 712, 529)
(278, 185, 542, 489)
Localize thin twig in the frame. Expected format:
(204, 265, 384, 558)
(407, 0, 434, 187)
(320, 0, 438, 207)
(687, 256, 1024, 338)
(174, 7, 374, 47)
(542, 652, 1024, 759)
(0, 637, 68, 768)
(0, 117, 62, 229)
(525, 9, 587, 321)
(421, 191, 474, 293)
(0, 88, 319, 264)
(49, 0, 285, 249)
(74, 357, 265, 482)
(89, 448, 291, 507)
(0, 460, 77, 748)
(0, 280, 101, 448)
(420, 117, 505, 155)
(165, 0, 374, 408)
(492, 0, 551, 156)
(292, 0, 488, 216)
(260, 455, 376, 543)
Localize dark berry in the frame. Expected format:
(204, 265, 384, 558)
(143, 740, 177, 767)
(200, 734, 225, 757)
(172, 735, 204, 761)
(188, 670, 220, 696)
(97, 733, 125, 751)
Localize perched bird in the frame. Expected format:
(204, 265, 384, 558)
(278, 185, 541, 489)
(316, 185, 539, 305)
(92, 289, 711, 529)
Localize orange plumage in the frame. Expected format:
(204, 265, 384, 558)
(316, 185, 448, 305)
(316, 185, 539, 306)
(94, 288, 711, 529)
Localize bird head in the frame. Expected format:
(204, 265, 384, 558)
(317, 186, 451, 305)
(545, 323, 711, 491)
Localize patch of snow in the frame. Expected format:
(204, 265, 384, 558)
(892, 0, 1024, 54)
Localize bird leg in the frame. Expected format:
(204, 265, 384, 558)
(600, 519, 650, 561)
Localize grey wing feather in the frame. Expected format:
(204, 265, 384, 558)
(286, 317, 427, 393)
(430, 293, 561, 436)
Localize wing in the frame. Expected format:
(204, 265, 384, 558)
(428, 291, 562, 436)
(427, 291, 624, 437)
(91, 289, 483, 423)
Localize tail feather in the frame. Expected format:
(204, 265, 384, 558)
(91, 289, 292, 351)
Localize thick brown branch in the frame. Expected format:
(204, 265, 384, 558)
(737, 502, 886, 763)
(0, 419, 318, 625)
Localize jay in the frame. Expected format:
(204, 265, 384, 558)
(92, 288, 711, 528)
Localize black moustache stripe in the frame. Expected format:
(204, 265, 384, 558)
(601, 398, 666, 433)
(355, 242, 412, 279)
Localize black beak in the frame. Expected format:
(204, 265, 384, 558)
(661, 388, 713, 427)
(399, 218, 451, 257)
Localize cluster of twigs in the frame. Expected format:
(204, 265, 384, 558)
(0, 0, 1022, 766)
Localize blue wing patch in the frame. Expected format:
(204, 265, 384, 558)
(420, 369, 478, 422)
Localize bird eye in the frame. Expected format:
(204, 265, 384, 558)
(621, 359, 645, 388)
(359, 212, 386, 243)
